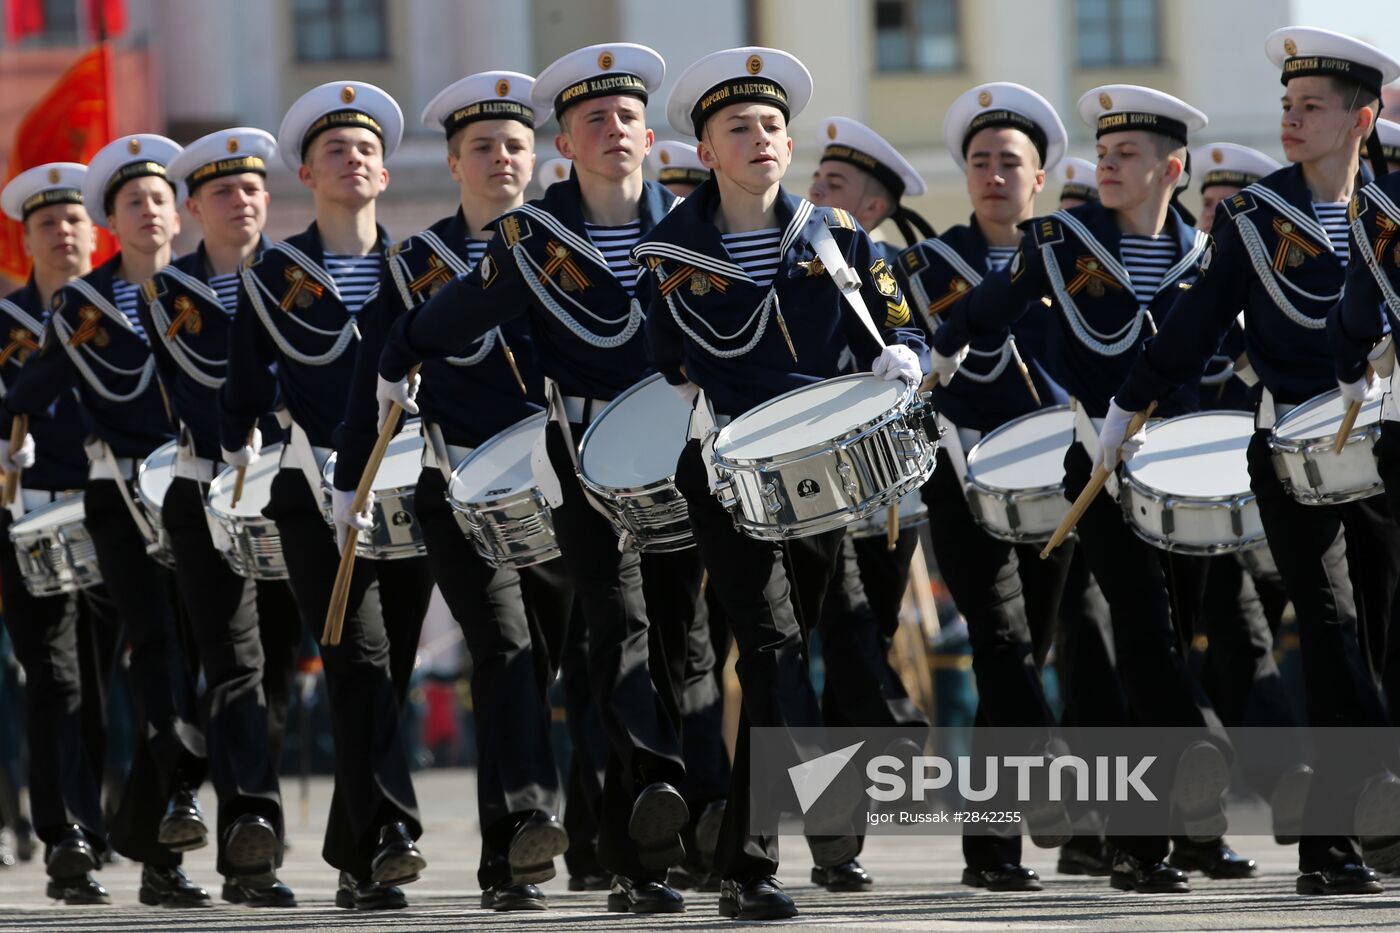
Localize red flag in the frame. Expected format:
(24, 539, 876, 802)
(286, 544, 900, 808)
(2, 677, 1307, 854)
(85, 0, 126, 39)
(0, 44, 118, 283)
(5, 0, 45, 43)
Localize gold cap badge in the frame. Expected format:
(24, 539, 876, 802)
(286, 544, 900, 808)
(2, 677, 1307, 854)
(659, 149, 671, 165)
(1211, 148, 1223, 164)
(1098, 92, 1112, 110)
(496, 79, 510, 97)
(1283, 38, 1297, 56)
(227, 137, 240, 153)
(746, 54, 763, 75)
(47, 168, 60, 184)
(598, 51, 614, 70)
(826, 122, 837, 140)
(340, 85, 356, 104)
(127, 138, 141, 154)
(978, 90, 992, 107)
(1065, 164, 1076, 179)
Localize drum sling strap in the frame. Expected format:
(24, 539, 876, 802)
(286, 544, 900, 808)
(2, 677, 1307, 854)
(532, 377, 631, 548)
(87, 437, 160, 552)
(1069, 398, 1119, 500)
(423, 421, 454, 483)
(275, 409, 329, 505)
(808, 223, 885, 351)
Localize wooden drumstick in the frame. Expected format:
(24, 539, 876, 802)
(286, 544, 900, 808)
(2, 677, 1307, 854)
(322, 365, 420, 646)
(3, 415, 28, 507)
(230, 428, 255, 508)
(1039, 401, 1157, 560)
(886, 503, 899, 552)
(1334, 364, 1374, 456)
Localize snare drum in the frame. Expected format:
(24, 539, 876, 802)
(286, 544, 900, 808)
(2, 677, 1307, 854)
(1270, 389, 1384, 506)
(963, 406, 1073, 543)
(710, 374, 936, 540)
(847, 489, 928, 539)
(136, 440, 179, 567)
(321, 420, 428, 560)
(1120, 411, 1265, 554)
(207, 444, 289, 580)
(578, 373, 693, 551)
(449, 412, 559, 569)
(8, 494, 101, 596)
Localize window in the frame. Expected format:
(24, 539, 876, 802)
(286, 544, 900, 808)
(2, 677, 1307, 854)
(874, 0, 960, 73)
(293, 0, 388, 62)
(8, 0, 81, 47)
(1076, 0, 1160, 68)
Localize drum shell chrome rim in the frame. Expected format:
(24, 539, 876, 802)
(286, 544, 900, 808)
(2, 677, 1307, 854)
(1268, 425, 1383, 506)
(206, 461, 290, 582)
(8, 496, 102, 596)
(136, 442, 177, 569)
(449, 486, 560, 569)
(322, 447, 430, 560)
(962, 406, 1073, 544)
(1117, 474, 1265, 555)
(578, 373, 695, 551)
(847, 497, 930, 539)
(711, 378, 937, 540)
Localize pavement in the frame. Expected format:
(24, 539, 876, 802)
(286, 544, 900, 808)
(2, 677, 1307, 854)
(1, 768, 1398, 932)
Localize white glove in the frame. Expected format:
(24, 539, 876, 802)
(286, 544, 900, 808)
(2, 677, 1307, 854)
(0, 433, 35, 472)
(1338, 375, 1383, 406)
(331, 487, 376, 552)
(220, 427, 262, 468)
(376, 373, 420, 431)
(927, 344, 968, 387)
(671, 380, 700, 406)
(872, 344, 923, 384)
(1095, 399, 1147, 471)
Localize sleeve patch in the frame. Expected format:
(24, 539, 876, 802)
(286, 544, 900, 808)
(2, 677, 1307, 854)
(1221, 192, 1256, 217)
(478, 253, 498, 288)
(499, 214, 530, 246)
(898, 246, 926, 276)
(871, 258, 898, 297)
(1031, 219, 1063, 247)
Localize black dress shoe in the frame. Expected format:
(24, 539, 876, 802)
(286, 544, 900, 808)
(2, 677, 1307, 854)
(507, 811, 568, 884)
(811, 859, 874, 892)
(629, 783, 689, 870)
(222, 875, 297, 908)
(1297, 863, 1384, 895)
(45, 826, 97, 880)
(1170, 741, 1229, 843)
(335, 871, 407, 910)
(46, 872, 110, 905)
(481, 881, 548, 910)
(694, 799, 725, 867)
(157, 785, 209, 853)
(138, 865, 213, 907)
(1057, 839, 1112, 877)
(224, 814, 279, 879)
(568, 872, 611, 891)
(606, 875, 685, 914)
(718, 877, 796, 921)
(1168, 839, 1258, 879)
(370, 821, 425, 886)
(1109, 853, 1191, 893)
(961, 864, 1043, 892)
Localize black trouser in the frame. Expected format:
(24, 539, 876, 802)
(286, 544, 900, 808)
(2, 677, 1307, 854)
(544, 421, 684, 881)
(1246, 429, 1395, 871)
(1064, 442, 1227, 864)
(921, 448, 1064, 870)
(0, 509, 108, 858)
(255, 579, 302, 777)
(676, 440, 843, 881)
(560, 600, 609, 882)
(851, 527, 920, 650)
(641, 547, 729, 869)
(83, 478, 206, 868)
(163, 477, 285, 877)
(415, 466, 572, 890)
(264, 468, 422, 879)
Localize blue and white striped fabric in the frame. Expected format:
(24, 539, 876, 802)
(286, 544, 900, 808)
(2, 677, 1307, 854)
(986, 245, 1017, 273)
(111, 278, 146, 341)
(465, 239, 488, 270)
(1118, 234, 1177, 307)
(323, 253, 380, 314)
(209, 271, 240, 314)
(1312, 201, 1350, 265)
(721, 228, 783, 288)
(584, 221, 643, 294)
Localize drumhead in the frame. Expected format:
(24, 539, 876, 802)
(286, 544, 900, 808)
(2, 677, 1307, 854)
(322, 419, 424, 491)
(1274, 388, 1383, 442)
(716, 374, 905, 462)
(10, 493, 86, 535)
(137, 440, 180, 509)
(580, 374, 692, 489)
(208, 443, 285, 518)
(1126, 411, 1254, 497)
(965, 406, 1073, 492)
(451, 412, 547, 504)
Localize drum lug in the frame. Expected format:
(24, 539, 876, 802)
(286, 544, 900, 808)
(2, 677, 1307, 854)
(1303, 458, 1323, 492)
(893, 427, 924, 461)
(836, 462, 858, 499)
(713, 474, 738, 510)
(761, 481, 783, 515)
(1160, 499, 1175, 536)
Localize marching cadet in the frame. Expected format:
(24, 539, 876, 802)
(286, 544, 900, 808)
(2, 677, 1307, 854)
(0, 163, 109, 904)
(332, 70, 574, 912)
(1193, 143, 1281, 234)
(1055, 157, 1100, 209)
(219, 82, 430, 910)
(135, 128, 299, 908)
(648, 141, 709, 197)
(1101, 27, 1400, 895)
(801, 115, 934, 894)
(898, 82, 1075, 892)
(1363, 117, 1400, 174)
(4, 137, 212, 906)
(635, 47, 928, 920)
(928, 85, 1237, 893)
(376, 44, 703, 914)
